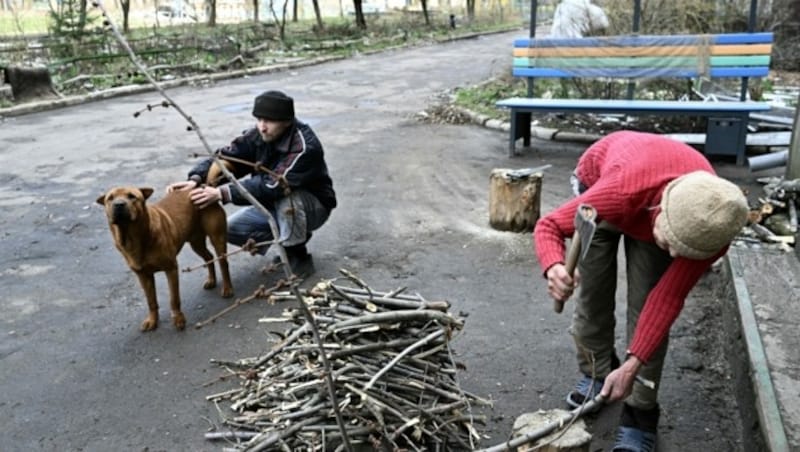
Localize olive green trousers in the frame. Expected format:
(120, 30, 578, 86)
(570, 221, 673, 410)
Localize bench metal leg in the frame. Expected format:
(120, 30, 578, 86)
(734, 114, 748, 166)
(509, 110, 531, 157)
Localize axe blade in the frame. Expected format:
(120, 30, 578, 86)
(574, 204, 598, 261)
(554, 204, 598, 314)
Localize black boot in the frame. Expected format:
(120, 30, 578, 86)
(274, 243, 314, 277)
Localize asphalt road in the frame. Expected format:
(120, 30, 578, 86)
(0, 30, 748, 451)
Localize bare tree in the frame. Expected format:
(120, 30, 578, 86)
(116, 0, 130, 32)
(420, 0, 430, 25)
(311, 0, 323, 29)
(206, 0, 217, 26)
(269, 0, 289, 40)
(252, 0, 259, 22)
(352, 0, 366, 29)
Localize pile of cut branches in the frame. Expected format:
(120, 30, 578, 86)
(205, 273, 490, 451)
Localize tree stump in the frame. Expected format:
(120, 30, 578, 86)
(489, 168, 542, 232)
(3, 66, 58, 102)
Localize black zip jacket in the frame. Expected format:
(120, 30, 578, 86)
(188, 120, 336, 210)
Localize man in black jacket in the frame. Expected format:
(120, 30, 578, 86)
(168, 90, 336, 276)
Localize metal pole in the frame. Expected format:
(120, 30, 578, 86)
(787, 91, 800, 179)
(527, 0, 537, 97)
(749, 150, 788, 172)
(626, 0, 641, 100)
(740, 0, 759, 100)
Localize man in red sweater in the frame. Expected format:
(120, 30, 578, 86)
(534, 131, 748, 451)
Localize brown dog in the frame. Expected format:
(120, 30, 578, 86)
(96, 187, 233, 331)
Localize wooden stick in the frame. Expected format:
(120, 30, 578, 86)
(363, 329, 444, 392)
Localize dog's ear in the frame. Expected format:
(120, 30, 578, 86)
(96, 194, 106, 205)
(140, 188, 154, 200)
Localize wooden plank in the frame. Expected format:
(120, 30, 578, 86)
(711, 55, 771, 67)
(495, 98, 771, 113)
(512, 44, 772, 58)
(513, 56, 699, 67)
(511, 55, 769, 68)
(512, 66, 769, 78)
(513, 32, 773, 48)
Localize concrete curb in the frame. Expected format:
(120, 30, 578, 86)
(725, 248, 791, 452)
(451, 104, 602, 145)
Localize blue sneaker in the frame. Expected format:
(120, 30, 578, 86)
(565, 375, 604, 410)
(612, 403, 659, 451)
(612, 426, 657, 452)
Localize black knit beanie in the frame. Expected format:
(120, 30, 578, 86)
(252, 90, 295, 120)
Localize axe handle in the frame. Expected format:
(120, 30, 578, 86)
(555, 230, 582, 314)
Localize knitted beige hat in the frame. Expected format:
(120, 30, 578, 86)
(655, 171, 748, 260)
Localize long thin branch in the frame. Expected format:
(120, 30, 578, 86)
(92, 3, 352, 450)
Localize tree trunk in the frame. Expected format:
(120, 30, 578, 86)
(488, 169, 542, 232)
(466, 0, 475, 20)
(421, 0, 429, 26)
(253, 0, 259, 22)
(120, 0, 130, 33)
(311, 0, 323, 30)
(206, 0, 216, 26)
(353, 0, 365, 29)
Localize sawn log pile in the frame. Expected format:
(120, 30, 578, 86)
(739, 177, 800, 251)
(205, 275, 491, 451)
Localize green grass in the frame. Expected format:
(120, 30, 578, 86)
(0, 10, 50, 36)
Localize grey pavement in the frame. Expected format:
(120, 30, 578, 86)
(0, 28, 797, 451)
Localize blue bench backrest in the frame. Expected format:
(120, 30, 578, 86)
(512, 32, 773, 79)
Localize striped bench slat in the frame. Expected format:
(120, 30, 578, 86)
(512, 55, 770, 69)
(512, 32, 774, 48)
(512, 43, 772, 58)
(495, 97, 772, 113)
(512, 66, 769, 78)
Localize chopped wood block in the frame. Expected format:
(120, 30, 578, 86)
(513, 409, 592, 452)
(489, 168, 542, 233)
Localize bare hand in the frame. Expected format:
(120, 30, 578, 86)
(189, 186, 221, 209)
(546, 263, 577, 302)
(166, 180, 198, 193)
(600, 356, 643, 402)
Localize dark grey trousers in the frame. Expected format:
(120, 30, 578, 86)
(226, 190, 330, 254)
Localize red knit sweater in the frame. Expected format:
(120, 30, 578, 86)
(534, 131, 725, 363)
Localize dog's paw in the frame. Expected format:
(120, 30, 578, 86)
(172, 312, 186, 330)
(203, 278, 217, 290)
(140, 315, 158, 332)
(221, 285, 234, 298)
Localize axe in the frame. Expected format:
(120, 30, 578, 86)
(555, 204, 598, 314)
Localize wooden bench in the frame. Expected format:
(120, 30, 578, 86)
(496, 32, 774, 164)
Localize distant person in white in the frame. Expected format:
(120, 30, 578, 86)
(550, 0, 609, 38)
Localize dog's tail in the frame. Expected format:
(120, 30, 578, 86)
(207, 159, 235, 187)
